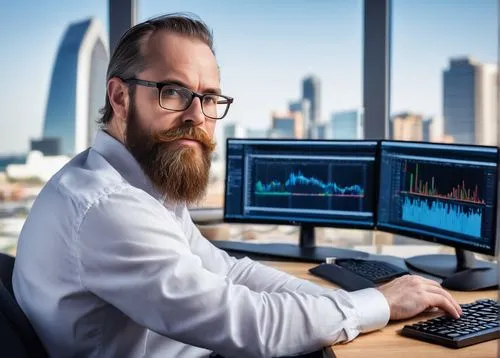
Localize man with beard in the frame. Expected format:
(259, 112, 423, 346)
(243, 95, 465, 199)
(13, 13, 461, 358)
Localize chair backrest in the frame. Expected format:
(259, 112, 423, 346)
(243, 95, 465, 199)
(0, 252, 15, 294)
(0, 253, 48, 358)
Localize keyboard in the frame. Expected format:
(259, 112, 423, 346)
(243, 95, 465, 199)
(309, 263, 376, 291)
(401, 298, 499, 348)
(335, 258, 409, 284)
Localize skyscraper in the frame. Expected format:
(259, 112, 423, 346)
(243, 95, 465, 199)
(270, 111, 305, 139)
(443, 57, 498, 145)
(422, 118, 432, 142)
(391, 112, 424, 141)
(302, 75, 321, 130)
(288, 98, 311, 138)
(329, 109, 364, 139)
(475, 63, 498, 145)
(41, 18, 109, 156)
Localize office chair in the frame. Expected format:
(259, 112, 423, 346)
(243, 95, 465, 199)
(0, 253, 48, 358)
(0, 251, 15, 293)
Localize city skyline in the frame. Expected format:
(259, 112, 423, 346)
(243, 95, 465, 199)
(0, 0, 497, 154)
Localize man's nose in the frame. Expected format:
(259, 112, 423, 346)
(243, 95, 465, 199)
(181, 97, 205, 126)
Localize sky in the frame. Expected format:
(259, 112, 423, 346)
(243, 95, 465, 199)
(0, 0, 497, 154)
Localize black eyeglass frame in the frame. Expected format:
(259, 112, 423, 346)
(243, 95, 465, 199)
(122, 78, 234, 120)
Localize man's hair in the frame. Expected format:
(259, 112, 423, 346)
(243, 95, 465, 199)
(98, 13, 215, 125)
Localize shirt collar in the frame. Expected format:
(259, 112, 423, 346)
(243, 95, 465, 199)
(91, 130, 166, 204)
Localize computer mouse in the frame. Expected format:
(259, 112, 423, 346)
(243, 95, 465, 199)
(441, 268, 498, 291)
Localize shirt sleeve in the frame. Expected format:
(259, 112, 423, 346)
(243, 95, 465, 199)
(77, 186, 389, 357)
(184, 208, 390, 333)
(184, 214, 332, 295)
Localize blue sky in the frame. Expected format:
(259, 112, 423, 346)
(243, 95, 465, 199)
(0, 0, 497, 154)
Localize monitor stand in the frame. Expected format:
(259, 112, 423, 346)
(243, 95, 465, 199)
(213, 224, 369, 263)
(405, 248, 498, 291)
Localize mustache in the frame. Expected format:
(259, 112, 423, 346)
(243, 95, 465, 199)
(153, 126, 216, 152)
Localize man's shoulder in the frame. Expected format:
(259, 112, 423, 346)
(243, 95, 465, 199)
(42, 149, 133, 210)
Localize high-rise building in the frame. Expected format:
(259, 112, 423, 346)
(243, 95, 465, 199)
(391, 112, 424, 141)
(329, 109, 364, 139)
(475, 63, 498, 145)
(288, 100, 303, 113)
(30, 138, 61, 156)
(443, 57, 498, 145)
(41, 18, 109, 156)
(302, 75, 321, 128)
(314, 122, 328, 140)
(422, 118, 432, 142)
(270, 111, 305, 139)
(288, 98, 311, 138)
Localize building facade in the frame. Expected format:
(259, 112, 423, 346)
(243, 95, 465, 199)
(302, 75, 321, 129)
(42, 18, 109, 156)
(443, 57, 498, 145)
(391, 112, 424, 141)
(288, 98, 311, 138)
(329, 109, 364, 139)
(271, 111, 305, 139)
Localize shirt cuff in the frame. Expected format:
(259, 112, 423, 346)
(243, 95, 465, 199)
(349, 288, 390, 333)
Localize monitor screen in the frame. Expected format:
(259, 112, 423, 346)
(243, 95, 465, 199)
(377, 141, 498, 256)
(224, 139, 378, 229)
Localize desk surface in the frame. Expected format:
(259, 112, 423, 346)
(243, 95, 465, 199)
(262, 261, 498, 358)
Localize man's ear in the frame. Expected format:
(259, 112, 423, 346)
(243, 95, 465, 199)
(107, 77, 129, 125)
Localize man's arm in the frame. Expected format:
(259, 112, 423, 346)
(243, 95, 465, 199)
(77, 187, 389, 357)
(183, 208, 462, 322)
(183, 208, 361, 295)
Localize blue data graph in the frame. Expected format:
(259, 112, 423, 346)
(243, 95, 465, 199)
(402, 196, 482, 238)
(255, 171, 364, 197)
(249, 159, 372, 212)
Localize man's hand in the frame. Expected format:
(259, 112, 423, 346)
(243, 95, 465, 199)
(377, 275, 462, 320)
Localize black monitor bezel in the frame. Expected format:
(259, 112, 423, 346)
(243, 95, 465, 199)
(376, 139, 499, 257)
(223, 138, 380, 231)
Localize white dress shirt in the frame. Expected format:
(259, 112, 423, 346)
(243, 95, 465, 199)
(13, 130, 389, 358)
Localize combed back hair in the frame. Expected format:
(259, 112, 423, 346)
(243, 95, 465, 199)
(97, 13, 215, 125)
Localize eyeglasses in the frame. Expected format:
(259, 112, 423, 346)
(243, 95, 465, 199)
(122, 78, 233, 120)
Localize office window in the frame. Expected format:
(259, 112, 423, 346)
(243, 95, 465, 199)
(0, 2, 108, 254)
(390, 0, 498, 146)
(0, 2, 366, 253)
(139, 0, 364, 207)
(139, 1, 366, 247)
(386, 0, 498, 255)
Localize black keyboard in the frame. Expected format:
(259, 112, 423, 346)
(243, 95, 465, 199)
(309, 263, 376, 291)
(335, 258, 409, 284)
(401, 299, 499, 348)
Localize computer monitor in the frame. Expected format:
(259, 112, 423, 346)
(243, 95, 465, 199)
(377, 140, 498, 290)
(221, 138, 378, 262)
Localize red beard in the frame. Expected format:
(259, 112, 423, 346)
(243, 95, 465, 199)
(125, 102, 216, 205)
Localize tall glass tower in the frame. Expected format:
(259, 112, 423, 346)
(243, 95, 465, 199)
(302, 75, 321, 125)
(42, 18, 109, 156)
(443, 57, 497, 145)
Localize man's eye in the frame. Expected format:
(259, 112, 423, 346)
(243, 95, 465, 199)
(203, 95, 218, 104)
(162, 88, 181, 97)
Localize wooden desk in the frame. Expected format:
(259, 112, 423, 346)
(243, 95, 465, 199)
(262, 261, 498, 358)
